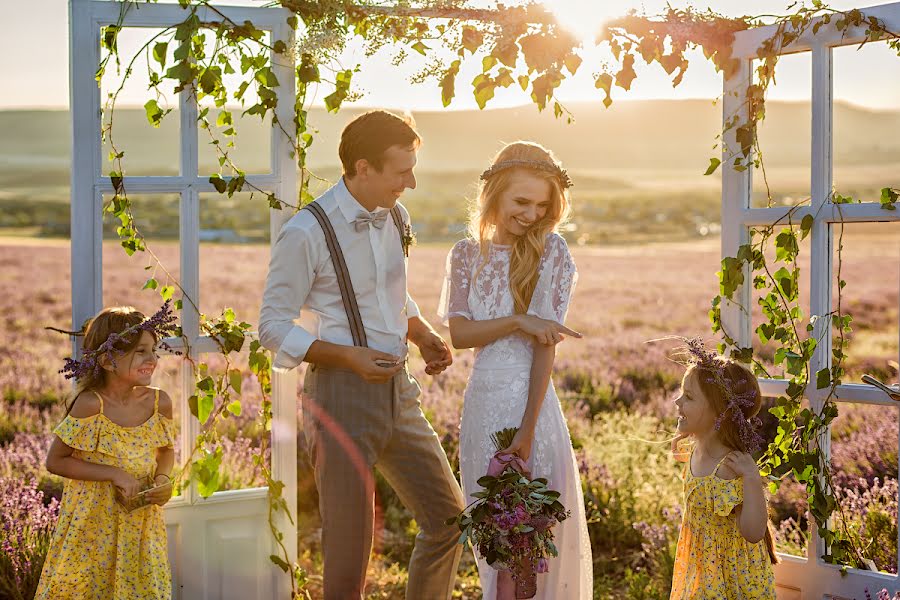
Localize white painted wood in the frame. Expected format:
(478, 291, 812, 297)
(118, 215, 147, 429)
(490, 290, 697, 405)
(805, 41, 834, 568)
(742, 203, 900, 228)
(268, 19, 299, 599)
(721, 3, 900, 595)
(720, 58, 753, 351)
(88, 0, 287, 29)
(71, 1, 298, 597)
(95, 175, 283, 193)
(732, 1, 900, 59)
(69, 0, 103, 355)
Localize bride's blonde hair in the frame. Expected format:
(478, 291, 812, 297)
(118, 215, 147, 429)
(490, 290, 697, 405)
(468, 141, 571, 314)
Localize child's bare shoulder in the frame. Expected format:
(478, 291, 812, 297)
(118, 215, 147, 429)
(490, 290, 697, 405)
(142, 386, 174, 418)
(68, 392, 102, 418)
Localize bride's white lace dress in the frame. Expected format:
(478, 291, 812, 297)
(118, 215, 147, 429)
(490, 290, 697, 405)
(438, 233, 593, 599)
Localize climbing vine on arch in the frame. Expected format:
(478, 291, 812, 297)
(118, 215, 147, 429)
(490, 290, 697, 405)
(87, 0, 900, 587)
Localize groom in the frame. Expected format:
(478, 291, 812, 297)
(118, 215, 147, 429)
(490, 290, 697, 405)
(259, 110, 465, 599)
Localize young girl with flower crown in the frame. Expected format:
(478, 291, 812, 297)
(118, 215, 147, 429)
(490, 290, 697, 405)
(36, 305, 177, 600)
(669, 339, 778, 600)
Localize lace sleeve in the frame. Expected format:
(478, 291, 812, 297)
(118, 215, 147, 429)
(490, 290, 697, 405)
(527, 233, 577, 324)
(437, 240, 474, 326)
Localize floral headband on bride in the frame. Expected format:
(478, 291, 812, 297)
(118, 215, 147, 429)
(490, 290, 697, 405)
(479, 159, 574, 189)
(59, 301, 179, 381)
(654, 336, 765, 453)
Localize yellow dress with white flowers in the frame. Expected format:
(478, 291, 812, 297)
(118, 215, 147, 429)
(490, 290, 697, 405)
(670, 453, 776, 600)
(35, 389, 174, 600)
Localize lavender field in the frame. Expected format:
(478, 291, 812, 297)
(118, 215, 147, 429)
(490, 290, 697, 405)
(1, 229, 898, 598)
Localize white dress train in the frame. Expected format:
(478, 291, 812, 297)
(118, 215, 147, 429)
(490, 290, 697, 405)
(438, 233, 593, 600)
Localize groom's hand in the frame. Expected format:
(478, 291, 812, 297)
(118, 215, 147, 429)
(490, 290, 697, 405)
(344, 347, 404, 384)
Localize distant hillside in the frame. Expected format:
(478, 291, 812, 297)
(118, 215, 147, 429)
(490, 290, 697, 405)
(2, 100, 898, 244)
(3, 100, 899, 176)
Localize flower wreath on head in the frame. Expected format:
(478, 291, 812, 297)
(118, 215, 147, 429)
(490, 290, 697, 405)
(479, 159, 574, 190)
(653, 335, 765, 453)
(59, 301, 180, 381)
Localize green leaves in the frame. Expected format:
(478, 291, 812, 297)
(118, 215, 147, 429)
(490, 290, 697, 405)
(324, 69, 353, 113)
(594, 72, 614, 108)
(440, 60, 461, 107)
(153, 42, 168, 68)
(704, 158, 721, 176)
(472, 74, 496, 110)
(143, 99, 170, 128)
(192, 447, 222, 498)
(880, 187, 899, 210)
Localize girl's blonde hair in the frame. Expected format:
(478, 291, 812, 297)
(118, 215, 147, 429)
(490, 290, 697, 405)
(684, 360, 779, 564)
(467, 141, 571, 314)
(67, 306, 152, 413)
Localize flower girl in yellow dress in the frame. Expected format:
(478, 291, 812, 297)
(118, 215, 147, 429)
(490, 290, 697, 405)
(36, 305, 177, 600)
(669, 339, 777, 600)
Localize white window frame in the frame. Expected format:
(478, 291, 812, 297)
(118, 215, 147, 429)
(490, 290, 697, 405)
(69, 1, 297, 597)
(721, 2, 900, 596)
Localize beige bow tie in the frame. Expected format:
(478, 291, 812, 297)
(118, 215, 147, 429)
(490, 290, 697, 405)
(353, 211, 389, 232)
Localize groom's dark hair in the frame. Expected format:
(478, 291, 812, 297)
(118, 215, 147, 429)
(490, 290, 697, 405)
(339, 110, 421, 177)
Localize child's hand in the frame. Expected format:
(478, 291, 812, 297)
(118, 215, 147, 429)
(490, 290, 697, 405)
(112, 470, 142, 498)
(145, 475, 173, 507)
(671, 433, 691, 462)
(723, 452, 761, 481)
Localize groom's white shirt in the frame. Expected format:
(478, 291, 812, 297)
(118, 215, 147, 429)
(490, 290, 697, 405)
(259, 177, 420, 370)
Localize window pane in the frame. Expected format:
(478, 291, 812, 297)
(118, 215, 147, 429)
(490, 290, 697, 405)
(831, 222, 900, 385)
(751, 52, 812, 209)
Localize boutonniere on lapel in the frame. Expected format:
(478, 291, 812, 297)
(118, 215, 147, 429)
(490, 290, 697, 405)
(401, 223, 416, 257)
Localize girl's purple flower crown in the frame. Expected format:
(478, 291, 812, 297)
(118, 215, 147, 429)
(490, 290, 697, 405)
(479, 159, 574, 189)
(658, 336, 766, 453)
(59, 301, 179, 381)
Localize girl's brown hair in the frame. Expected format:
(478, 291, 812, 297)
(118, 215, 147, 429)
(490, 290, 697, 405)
(468, 141, 571, 314)
(685, 360, 779, 564)
(67, 307, 152, 413)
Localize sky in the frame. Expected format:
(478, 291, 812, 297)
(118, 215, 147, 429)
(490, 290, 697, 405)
(1, 0, 899, 111)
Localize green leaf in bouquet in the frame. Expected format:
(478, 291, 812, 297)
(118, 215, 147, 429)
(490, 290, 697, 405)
(543, 490, 561, 500)
(472, 490, 489, 499)
(476, 475, 496, 487)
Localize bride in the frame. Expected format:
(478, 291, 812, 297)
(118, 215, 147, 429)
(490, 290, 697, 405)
(438, 141, 593, 598)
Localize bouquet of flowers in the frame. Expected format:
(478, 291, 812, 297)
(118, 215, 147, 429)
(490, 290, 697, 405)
(447, 428, 569, 599)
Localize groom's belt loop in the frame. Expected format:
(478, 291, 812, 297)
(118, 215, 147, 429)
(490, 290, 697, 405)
(303, 201, 368, 348)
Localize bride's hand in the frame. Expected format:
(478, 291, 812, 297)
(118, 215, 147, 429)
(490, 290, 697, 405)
(501, 427, 535, 463)
(516, 315, 582, 346)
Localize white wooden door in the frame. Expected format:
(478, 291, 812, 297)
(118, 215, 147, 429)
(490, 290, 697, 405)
(720, 3, 900, 597)
(69, 2, 297, 597)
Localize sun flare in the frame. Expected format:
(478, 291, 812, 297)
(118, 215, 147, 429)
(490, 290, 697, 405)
(546, 0, 624, 45)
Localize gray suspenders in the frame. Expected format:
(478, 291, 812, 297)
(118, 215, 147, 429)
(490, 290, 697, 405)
(302, 201, 406, 349)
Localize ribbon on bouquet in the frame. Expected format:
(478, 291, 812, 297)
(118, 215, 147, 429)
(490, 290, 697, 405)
(487, 452, 547, 600)
(486, 452, 529, 478)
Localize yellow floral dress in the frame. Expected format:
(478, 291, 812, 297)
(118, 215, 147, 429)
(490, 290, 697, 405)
(670, 453, 775, 600)
(36, 389, 174, 600)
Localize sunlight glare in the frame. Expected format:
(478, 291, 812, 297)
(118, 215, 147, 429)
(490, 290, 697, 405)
(546, 0, 622, 45)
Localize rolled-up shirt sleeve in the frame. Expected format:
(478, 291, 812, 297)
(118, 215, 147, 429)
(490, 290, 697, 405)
(405, 292, 421, 319)
(259, 221, 319, 371)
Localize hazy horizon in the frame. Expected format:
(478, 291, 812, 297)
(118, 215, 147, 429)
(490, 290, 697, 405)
(4, 0, 900, 111)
